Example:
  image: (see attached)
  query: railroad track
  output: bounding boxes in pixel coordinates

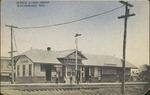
[17,85,101,92]
[1,82,149,92]
[18,87,99,92]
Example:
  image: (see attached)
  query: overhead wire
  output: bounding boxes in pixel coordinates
[17,5,125,29]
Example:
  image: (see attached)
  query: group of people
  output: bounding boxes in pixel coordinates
[63,75,80,84]
[55,73,80,84]
[55,72,94,84]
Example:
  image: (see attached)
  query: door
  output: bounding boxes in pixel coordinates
[85,67,89,81]
[46,66,51,81]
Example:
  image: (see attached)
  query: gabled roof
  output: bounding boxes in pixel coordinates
[20,49,61,64]
[57,49,75,58]
[82,54,137,69]
[58,50,87,59]
[18,49,86,64]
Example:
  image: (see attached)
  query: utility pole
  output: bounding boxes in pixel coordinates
[74,33,81,84]
[118,1,135,94]
[6,25,18,84]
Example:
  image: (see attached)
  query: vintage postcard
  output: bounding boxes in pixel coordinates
[1,0,149,95]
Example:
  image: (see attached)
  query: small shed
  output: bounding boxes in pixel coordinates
[0,57,11,82]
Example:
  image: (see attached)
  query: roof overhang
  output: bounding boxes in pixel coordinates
[34,62,61,65]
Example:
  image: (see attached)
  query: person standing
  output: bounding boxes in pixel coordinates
[55,73,58,85]
[76,75,80,84]
[70,75,73,84]
[64,76,66,83]
[89,75,92,83]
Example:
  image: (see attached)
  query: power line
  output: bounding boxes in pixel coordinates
[17,5,125,29]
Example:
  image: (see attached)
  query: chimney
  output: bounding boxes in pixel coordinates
[47,47,51,51]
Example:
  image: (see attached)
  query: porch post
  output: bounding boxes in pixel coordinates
[65,66,67,77]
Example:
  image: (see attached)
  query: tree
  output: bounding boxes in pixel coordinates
[138,64,149,82]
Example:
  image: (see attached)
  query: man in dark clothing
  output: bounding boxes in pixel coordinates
[70,75,73,84]
[55,73,58,85]
[89,75,92,83]
[76,75,80,84]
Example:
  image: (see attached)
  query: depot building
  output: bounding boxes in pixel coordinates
[15,48,137,84]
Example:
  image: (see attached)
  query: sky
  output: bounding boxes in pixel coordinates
[1,0,149,67]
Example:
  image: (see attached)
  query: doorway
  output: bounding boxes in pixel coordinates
[85,67,89,82]
[46,66,51,81]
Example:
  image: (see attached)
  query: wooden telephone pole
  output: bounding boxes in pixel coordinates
[118,1,135,94]
[6,25,18,84]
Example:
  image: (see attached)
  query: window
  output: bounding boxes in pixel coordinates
[17,65,20,76]
[82,67,84,71]
[91,67,94,76]
[29,64,32,76]
[41,65,45,71]
[98,67,101,80]
[78,59,81,63]
[72,72,75,76]
[57,71,60,77]
[23,65,25,77]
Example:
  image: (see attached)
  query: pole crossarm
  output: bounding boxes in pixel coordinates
[75,33,81,37]
[119,1,134,7]
[118,13,135,19]
[8,51,17,53]
[5,25,18,28]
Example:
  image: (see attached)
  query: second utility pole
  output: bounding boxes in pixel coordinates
[118,1,135,94]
